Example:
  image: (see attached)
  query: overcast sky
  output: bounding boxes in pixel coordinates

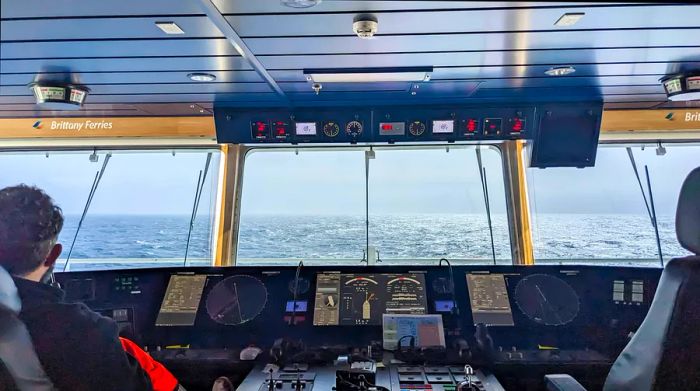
[0,145,698,216]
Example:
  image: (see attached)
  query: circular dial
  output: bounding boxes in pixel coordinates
[205,275,268,326]
[288,277,310,295]
[345,120,363,137]
[408,120,426,136]
[323,121,340,138]
[514,274,580,326]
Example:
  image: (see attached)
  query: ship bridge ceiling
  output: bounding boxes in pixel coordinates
[2,1,700,117]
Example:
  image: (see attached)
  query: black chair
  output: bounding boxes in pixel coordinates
[546,166,700,391]
[0,266,55,391]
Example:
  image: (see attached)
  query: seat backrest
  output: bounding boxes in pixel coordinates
[603,167,700,391]
[0,267,55,391]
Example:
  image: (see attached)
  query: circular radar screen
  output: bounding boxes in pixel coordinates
[323,121,340,138]
[409,120,426,136]
[514,274,580,326]
[205,275,268,326]
[345,120,363,137]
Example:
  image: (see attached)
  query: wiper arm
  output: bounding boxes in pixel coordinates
[184,152,213,266]
[626,148,663,267]
[476,147,497,265]
[63,152,111,272]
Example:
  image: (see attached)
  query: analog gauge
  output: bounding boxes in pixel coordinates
[205,275,268,326]
[514,274,580,326]
[408,121,426,136]
[288,277,311,295]
[432,277,453,294]
[345,120,363,137]
[323,121,340,138]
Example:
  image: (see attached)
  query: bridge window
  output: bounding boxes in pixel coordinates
[527,144,699,266]
[238,149,366,265]
[368,146,510,264]
[0,149,220,271]
[237,146,510,265]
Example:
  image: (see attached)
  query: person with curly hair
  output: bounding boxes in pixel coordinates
[0,185,182,391]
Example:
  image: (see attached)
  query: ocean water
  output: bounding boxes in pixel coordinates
[54,214,689,271]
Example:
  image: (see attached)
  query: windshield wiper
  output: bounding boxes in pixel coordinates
[626,147,663,267]
[476,147,497,265]
[183,152,213,267]
[63,152,111,272]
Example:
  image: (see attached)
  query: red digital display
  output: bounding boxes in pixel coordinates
[251,121,270,140]
[510,118,525,133]
[272,120,290,139]
[465,119,478,133]
[381,124,393,130]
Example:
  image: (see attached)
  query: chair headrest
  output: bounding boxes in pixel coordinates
[0,266,20,314]
[677,167,700,255]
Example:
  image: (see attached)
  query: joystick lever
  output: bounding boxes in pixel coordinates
[267,369,275,391]
[457,365,477,391]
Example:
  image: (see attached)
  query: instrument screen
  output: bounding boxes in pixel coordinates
[466,273,515,326]
[313,273,428,326]
[155,275,207,326]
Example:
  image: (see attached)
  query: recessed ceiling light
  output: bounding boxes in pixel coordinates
[554,12,585,27]
[281,0,321,8]
[545,66,576,76]
[155,22,185,35]
[187,73,216,82]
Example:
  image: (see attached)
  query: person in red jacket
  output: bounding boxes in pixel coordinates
[0,184,183,391]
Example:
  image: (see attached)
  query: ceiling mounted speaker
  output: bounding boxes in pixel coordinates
[661,73,700,101]
[28,83,90,110]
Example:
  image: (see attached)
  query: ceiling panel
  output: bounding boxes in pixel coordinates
[0,0,203,18]
[0,71,266,86]
[0,83,273,96]
[1,17,222,41]
[243,30,700,55]
[256,48,700,69]
[212,1,616,14]
[1,39,238,59]
[223,5,700,37]
[0,57,253,73]
[5,5,696,41]
[1,1,694,112]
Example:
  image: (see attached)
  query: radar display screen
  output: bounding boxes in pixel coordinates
[313,273,427,326]
[466,273,514,326]
[155,275,207,326]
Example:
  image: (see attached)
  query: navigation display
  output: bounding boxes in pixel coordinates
[155,275,207,326]
[466,273,515,326]
[313,273,427,326]
[382,314,445,350]
[295,122,317,136]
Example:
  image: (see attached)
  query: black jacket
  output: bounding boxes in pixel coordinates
[13,277,153,391]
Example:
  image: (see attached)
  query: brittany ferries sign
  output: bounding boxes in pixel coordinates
[600,109,700,134]
[0,116,215,139]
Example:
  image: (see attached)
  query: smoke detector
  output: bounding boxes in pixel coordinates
[353,14,378,39]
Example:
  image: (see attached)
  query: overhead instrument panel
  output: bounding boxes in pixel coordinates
[215,106,537,145]
[313,273,427,326]
[514,274,580,326]
[205,275,268,326]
